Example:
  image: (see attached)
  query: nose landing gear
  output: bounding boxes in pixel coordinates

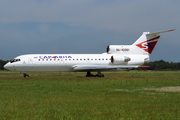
[23,73,29,77]
[21,72,29,77]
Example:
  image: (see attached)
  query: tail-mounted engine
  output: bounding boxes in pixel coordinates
[107,45,118,54]
[107,45,130,54]
[111,55,131,65]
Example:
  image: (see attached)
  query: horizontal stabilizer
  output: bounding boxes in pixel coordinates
[147,29,175,36]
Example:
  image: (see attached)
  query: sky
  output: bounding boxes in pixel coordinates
[0,0,179,62]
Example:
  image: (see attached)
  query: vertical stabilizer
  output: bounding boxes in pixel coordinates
[132,29,175,54]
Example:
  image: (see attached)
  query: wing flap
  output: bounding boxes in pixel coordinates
[72,65,139,71]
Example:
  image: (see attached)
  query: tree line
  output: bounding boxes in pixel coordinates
[0,59,180,71]
[136,60,180,71]
[0,60,9,70]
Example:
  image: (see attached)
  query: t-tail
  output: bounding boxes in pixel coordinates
[132,29,175,54]
[107,29,175,55]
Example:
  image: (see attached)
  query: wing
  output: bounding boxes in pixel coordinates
[72,65,140,71]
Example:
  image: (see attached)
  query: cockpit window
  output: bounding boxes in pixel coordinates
[10,59,21,63]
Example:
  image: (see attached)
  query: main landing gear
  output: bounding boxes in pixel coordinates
[21,72,29,77]
[86,71,104,77]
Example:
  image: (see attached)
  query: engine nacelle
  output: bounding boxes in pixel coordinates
[111,55,131,65]
[107,45,130,54]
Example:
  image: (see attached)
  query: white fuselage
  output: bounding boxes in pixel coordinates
[4,54,147,72]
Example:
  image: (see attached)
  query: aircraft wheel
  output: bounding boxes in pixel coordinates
[86,72,94,77]
[23,73,29,78]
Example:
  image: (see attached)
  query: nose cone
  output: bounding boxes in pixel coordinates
[4,62,12,70]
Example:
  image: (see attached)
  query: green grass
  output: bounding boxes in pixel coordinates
[0,71,180,120]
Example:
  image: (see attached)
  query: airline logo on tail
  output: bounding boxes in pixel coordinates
[136,36,160,54]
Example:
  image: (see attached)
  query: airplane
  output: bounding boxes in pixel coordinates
[4,29,175,77]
